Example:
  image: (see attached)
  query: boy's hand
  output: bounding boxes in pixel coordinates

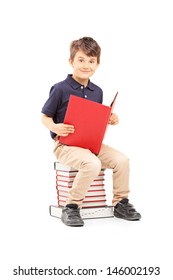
[108,113,119,125]
[55,123,75,136]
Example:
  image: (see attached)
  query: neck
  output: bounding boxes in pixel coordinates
[72,75,88,87]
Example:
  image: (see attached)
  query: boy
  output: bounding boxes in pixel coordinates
[41,37,141,227]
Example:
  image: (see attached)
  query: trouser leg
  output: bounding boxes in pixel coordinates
[98,143,130,205]
[54,144,101,206]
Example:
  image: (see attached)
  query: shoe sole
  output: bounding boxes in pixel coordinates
[114,212,141,221]
[61,217,84,227]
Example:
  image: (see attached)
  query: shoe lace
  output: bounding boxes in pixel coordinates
[68,208,81,218]
[121,200,137,213]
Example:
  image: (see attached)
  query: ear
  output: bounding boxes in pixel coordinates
[69,58,73,67]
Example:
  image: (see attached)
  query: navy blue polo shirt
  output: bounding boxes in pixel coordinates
[41,74,103,139]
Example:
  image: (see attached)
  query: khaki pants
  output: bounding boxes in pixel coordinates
[54,143,130,207]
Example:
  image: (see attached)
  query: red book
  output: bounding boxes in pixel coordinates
[59,93,118,154]
[56,172,105,180]
[56,180,105,187]
[57,189,106,197]
[56,185,106,191]
[58,199,107,208]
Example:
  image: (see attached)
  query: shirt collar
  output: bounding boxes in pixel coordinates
[66,74,94,91]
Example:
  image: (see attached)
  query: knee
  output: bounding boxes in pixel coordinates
[120,154,129,164]
[82,158,102,177]
[116,154,129,169]
[111,153,129,170]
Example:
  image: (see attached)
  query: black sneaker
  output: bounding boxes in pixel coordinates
[114,198,141,221]
[61,204,84,227]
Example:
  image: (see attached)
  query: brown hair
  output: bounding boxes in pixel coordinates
[70,37,101,64]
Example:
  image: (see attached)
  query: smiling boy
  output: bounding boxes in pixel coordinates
[41,37,141,227]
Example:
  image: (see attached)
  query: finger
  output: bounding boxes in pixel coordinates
[63,126,74,133]
[65,128,74,133]
[60,134,69,137]
[64,124,75,129]
[62,128,75,135]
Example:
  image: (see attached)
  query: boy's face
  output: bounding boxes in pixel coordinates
[69,50,99,85]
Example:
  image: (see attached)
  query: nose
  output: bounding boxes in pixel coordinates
[82,61,89,69]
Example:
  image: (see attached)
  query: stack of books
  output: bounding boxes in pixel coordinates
[54,162,107,208]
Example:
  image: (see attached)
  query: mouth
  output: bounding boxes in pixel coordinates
[80,70,90,74]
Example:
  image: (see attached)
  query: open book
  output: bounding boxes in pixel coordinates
[59,92,118,154]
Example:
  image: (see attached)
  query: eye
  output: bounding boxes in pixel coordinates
[90,60,96,64]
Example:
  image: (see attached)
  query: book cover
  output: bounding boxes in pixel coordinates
[49,205,114,219]
[56,173,105,180]
[58,200,107,208]
[59,94,117,154]
[58,195,106,202]
[55,170,78,178]
[55,162,105,179]
[56,185,106,192]
[56,180,105,187]
[57,189,106,197]
[54,162,77,171]
[56,170,105,178]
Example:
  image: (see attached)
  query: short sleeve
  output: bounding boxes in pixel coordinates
[41,84,62,117]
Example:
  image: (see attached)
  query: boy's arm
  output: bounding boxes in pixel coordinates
[41,114,75,137]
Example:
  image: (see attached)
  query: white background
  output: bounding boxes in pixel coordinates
[1,0,173,279]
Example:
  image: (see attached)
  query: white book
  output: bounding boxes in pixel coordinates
[58,195,106,202]
[54,162,77,171]
[49,205,114,219]
[56,171,78,177]
[56,185,106,191]
[58,189,106,197]
[58,199,107,208]
[54,161,105,171]
[56,180,105,187]
[56,172,105,181]
[54,162,105,176]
